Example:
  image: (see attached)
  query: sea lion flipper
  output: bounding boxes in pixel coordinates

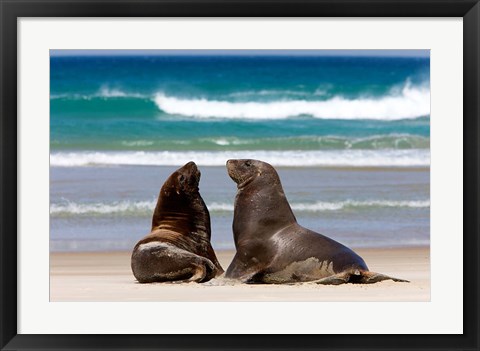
[312,271,409,285]
[149,256,218,284]
[225,254,261,282]
[359,271,410,284]
[312,272,351,285]
[131,242,219,283]
[194,256,219,282]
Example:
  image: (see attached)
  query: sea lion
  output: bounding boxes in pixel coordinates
[131,161,223,283]
[225,159,408,285]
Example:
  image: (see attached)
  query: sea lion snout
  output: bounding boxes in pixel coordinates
[226,159,255,186]
[226,159,240,183]
[226,159,238,169]
[181,161,199,175]
[175,161,201,191]
[227,159,276,188]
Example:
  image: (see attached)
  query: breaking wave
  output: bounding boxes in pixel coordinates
[153,84,429,120]
[52,83,430,121]
[50,149,430,168]
[50,199,430,217]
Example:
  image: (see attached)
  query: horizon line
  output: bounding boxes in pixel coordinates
[50,49,430,58]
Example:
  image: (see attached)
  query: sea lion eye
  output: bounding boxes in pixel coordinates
[179,175,185,183]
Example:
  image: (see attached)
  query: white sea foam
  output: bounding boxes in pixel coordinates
[50,199,429,216]
[50,200,156,215]
[121,140,155,147]
[208,200,430,212]
[196,134,429,149]
[291,200,430,211]
[208,202,235,212]
[201,137,253,146]
[50,149,430,167]
[212,138,230,146]
[228,89,309,98]
[97,86,146,99]
[153,83,430,120]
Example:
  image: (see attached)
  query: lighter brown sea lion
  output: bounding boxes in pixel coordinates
[131,162,223,283]
[225,159,408,285]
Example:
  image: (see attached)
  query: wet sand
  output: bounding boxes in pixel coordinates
[50,247,429,302]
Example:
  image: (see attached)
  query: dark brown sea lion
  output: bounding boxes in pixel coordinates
[131,162,223,283]
[225,159,408,285]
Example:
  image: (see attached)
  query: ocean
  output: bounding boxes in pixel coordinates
[50,54,430,252]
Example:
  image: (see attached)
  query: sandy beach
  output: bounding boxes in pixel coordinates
[50,246,429,302]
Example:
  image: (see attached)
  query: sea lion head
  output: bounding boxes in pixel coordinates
[151,161,210,239]
[226,159,279,188]
[164,161,201,196]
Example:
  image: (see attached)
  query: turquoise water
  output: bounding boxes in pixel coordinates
[50,53,430,252]
[51,55,430,166]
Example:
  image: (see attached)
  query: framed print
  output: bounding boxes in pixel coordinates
[1,1,479,351]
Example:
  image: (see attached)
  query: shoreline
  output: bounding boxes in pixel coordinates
[50,246,430,302]
[50,163,430,171]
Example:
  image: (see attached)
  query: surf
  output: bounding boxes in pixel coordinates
[50,199,430,217]
[153,83,430,120]
[49,149,430,167]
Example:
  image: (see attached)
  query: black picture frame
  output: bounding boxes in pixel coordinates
[1,1,478,350]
